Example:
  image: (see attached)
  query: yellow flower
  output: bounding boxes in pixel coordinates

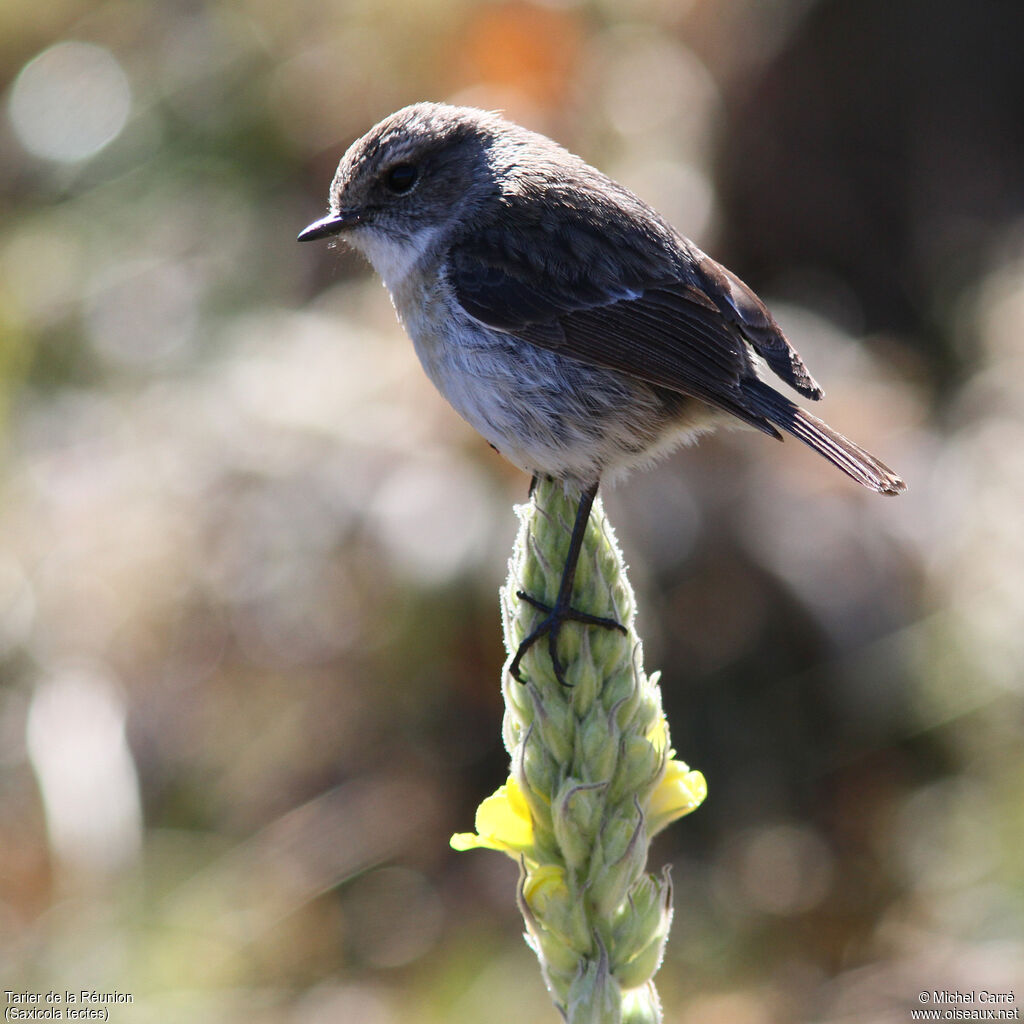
[451,777,535,856]
[522,864,569,917]
[647,760,707,837]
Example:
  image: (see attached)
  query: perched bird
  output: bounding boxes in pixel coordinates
[299,102,905,682]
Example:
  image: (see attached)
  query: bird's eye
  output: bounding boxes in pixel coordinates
[384,163,418,194]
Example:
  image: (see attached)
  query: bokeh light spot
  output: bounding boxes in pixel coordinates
[735,824,834,915]
[7,40,132,163]
[26,665,143,876]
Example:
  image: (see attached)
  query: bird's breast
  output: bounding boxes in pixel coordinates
[387,265,713,485]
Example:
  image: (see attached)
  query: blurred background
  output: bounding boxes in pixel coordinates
[1,0,1022,1021]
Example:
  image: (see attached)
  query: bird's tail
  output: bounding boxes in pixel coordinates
[740,378,906,496]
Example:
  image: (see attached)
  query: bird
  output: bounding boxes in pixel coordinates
[299,101,905,684]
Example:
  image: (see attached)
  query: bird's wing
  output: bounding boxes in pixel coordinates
[446,203,907,494]
[446,199,823,424]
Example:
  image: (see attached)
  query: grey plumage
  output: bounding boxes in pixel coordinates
[300,102,905,496]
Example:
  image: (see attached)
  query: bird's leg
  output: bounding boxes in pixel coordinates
[509,481,627,686]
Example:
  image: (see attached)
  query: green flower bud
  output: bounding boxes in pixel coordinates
[589,620,630,680]
[521,740,559,810]
[526,919,587,980]
[577,710,620,783]
[571,649,605,709]
[610,734,662,804]
[603,664,642,722]
[553,778,605,869]
[614,923,671,992]
[600,809,644,869]
[526,683,575,766]
[610,873,673,980]
[566,950,620,1024]
[590,815,647,920]
[501,667,535,730]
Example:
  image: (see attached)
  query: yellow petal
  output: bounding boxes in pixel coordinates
[450,832,485,851]
[450,778,535,856]
[522,863,569,916]
[645,714,669,754]
[648,761,706,834]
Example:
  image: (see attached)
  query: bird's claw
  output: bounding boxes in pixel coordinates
[508,589,626,687]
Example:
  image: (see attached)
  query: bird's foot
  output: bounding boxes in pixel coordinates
[508,589,626,687]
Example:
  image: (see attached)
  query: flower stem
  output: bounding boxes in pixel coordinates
[452,479,706,1024]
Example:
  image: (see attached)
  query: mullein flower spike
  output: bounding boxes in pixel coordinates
[451,479,707,1024]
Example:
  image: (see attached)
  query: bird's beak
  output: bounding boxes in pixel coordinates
[297,209,361,242]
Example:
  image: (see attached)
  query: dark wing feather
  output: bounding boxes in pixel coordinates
[541,291,782,439]
[447,187,822,397]
[697,259,823,398]
[446,198,800,434]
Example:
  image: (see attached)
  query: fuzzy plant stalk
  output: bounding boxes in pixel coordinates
[452,478,707,1024]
